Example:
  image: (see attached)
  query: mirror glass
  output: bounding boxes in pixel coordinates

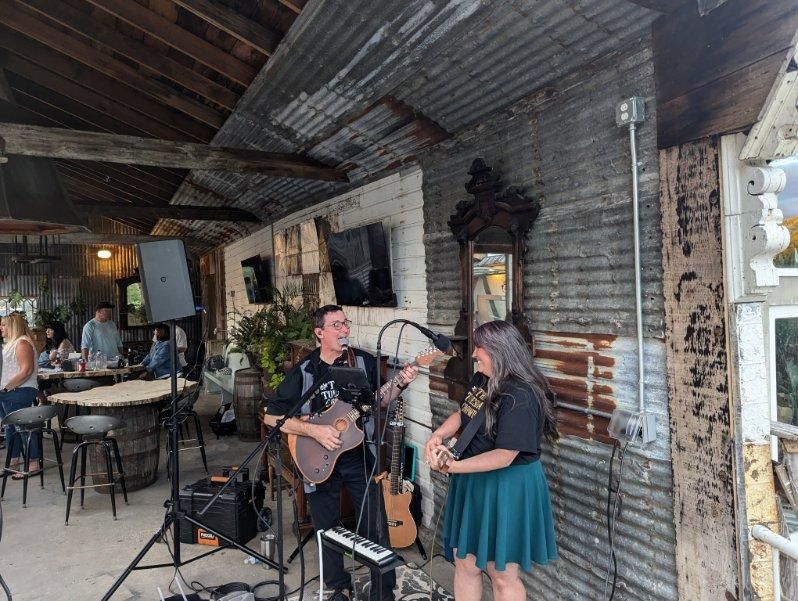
[472,227,512,327]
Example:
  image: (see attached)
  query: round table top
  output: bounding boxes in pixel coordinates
[38,365,145,381]
[48,378,196,407]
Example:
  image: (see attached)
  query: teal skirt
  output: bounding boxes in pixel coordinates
[443,461,558,572]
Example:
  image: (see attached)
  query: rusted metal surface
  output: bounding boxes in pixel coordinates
[163,0,657,244]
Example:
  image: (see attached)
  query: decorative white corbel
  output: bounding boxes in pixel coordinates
[741,166,790,288]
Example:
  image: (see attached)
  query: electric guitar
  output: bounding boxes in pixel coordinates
[288,346,444,484]
[381,396,418,548]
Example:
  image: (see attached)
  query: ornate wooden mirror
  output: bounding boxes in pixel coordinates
[443,158,540,400]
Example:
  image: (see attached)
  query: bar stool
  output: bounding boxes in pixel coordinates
[1,405,66,507]
[64,415,128,524]
[58,379,101,450]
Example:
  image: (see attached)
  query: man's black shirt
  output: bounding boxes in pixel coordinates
[266,346,378,417]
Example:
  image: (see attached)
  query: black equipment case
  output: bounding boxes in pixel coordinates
[178,476,264,546]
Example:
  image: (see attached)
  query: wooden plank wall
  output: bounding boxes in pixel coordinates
[654,0,798,148]
[660,137,739,599]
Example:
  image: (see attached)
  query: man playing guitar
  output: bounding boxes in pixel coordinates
[262,305,418,601]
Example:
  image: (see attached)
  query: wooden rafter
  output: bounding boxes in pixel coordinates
[171,0,280,56]
[0,54,197,141]
[18,0,240,111]
[276,0,307,15]
[0,123,349,181]
[72,201,261,223]
[0,3,224,127]
[0,232,204,245]
[83,0,257,86]
[0,29,213,141]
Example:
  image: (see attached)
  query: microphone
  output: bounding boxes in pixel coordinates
[398,320,452,353]
[338,336,350,348]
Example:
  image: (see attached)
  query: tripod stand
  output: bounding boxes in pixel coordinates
[102,319,285,600]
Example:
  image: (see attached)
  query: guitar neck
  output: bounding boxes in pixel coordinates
[378,358,420,398]
[388,398,404,495]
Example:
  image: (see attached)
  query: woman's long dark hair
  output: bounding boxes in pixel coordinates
[473,320,559,442]
[45,321,69,352]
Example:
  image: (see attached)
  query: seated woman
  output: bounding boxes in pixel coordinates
[43,321,75,366]
[140,323,172,379]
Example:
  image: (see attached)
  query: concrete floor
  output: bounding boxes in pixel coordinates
[0,393,456,601]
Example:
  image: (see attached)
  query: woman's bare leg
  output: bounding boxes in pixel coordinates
[486,562,525,601]
[453,552,484,601]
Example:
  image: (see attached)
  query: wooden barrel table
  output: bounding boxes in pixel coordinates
[49,378,196,493]
[234,367,263,441]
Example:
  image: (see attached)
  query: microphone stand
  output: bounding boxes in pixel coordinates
[374,318,443,599]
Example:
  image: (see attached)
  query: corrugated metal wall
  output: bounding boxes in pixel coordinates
[420,38,678,600]
[0,241,139,346]
[0,231,202,348]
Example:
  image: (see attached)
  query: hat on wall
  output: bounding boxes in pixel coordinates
[95,301,115,311]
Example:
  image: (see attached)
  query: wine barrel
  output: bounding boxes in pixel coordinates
[88,404,160,492]
[234,367,263,441]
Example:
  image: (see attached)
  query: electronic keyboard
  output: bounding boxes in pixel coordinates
[320,526,399,568]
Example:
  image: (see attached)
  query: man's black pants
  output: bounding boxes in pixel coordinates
[306,447,395,598]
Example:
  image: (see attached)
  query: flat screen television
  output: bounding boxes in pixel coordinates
[326,222,396,307]
[241,255,274,304]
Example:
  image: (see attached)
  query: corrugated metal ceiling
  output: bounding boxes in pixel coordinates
[157,0,658,246]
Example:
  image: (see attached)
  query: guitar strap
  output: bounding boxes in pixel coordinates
[449,393,489,460]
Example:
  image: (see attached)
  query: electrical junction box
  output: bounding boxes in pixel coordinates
[615,97,646,127]
[608,409,657,445]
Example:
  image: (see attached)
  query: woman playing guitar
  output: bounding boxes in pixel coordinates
[426,320,559,601]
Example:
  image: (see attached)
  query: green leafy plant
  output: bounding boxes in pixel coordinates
[34,298,88,328]
[256,286,313,388]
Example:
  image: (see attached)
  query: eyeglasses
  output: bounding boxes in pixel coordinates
[323,319,352,331]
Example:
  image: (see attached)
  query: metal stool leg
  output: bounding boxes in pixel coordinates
[79,444,88,508]
[21,431,31,507]
[50,430,65,493]
[65,442,83,525]
[37,431,45,488]
[101,441,117,520]
[192,412,208,473]
[109,437,128,504]
[1,433,14,499]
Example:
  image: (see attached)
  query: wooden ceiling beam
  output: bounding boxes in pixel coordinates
[276,0,307,15]
[83,0,257,86]
[0,2,225,127]
[73,201,262,223]
[171,0,280,56]
[0,55,196,141]
[0,232,203,246]
[18,0,240,111]
[1,124,349,181]
[0,28,213,142]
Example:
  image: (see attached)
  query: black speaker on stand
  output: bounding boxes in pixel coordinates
[102,240,283,600]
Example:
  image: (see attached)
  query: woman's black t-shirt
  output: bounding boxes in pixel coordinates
[458,373,544,466]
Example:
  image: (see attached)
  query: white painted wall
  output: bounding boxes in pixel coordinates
[223,168,436,525]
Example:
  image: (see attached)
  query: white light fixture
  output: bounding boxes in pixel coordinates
[97,249,112,259]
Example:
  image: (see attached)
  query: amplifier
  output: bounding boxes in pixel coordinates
[178,477,265,546]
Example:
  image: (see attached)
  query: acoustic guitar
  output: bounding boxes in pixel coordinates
[381,396,417,548]
[288,347,444,484]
